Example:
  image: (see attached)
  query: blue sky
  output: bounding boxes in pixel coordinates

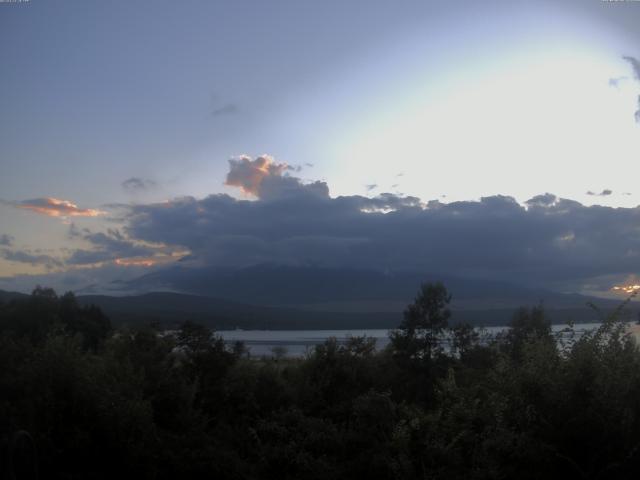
[2,0,640,295]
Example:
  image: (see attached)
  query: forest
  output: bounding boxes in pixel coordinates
[2,283,640,479]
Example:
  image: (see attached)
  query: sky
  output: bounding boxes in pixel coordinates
[2,0,640,296]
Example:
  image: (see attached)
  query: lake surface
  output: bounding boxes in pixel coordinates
[217,323,604,357]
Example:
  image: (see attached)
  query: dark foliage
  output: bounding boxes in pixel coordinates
[2,284,640,479]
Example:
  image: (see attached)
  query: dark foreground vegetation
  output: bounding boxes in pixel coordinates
[2,284,640,479]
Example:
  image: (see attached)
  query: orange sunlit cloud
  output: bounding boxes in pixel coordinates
[113,249,189,268]
[114,257,157,267]
[18,197,105,217]
[612,284,640,294]
[225,155,290,197]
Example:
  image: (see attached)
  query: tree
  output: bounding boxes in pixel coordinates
[59,291,111,351]
[175,321,237,416]
[451,322,479,358]
[503,304,551,362]
[176,320,217,356]
[390,282,452,362]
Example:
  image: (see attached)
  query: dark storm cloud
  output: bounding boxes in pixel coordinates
[1,249,62,269]
[66,229,156,265]
[122,161,640,287]
[586,189,613,197]
[122,177,157,193]
[0,234,13,246]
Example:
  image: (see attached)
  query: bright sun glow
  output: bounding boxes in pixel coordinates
[328,47,640,204]
[612,284,640,294]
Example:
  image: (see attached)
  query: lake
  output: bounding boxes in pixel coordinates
[217,323,606,357]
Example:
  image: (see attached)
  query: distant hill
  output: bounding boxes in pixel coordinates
[124,264,624,312]
[2,265,630,329]
[90,264,637,327]
[74,291,627,329]
[0,290,28,303]
[0,287,627,329]
[75,292,401,330]
[67,292,639,329]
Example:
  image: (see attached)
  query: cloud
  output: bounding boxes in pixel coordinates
[0,262,155,295]
[122,177,157,193]
[66,228,158,266]
[211,103,239,116]
[17,198,104,217]
[365,184,378,192]
[622,56,640,122]
[609,77,626,88]
[1,249,62,269]
[586,189,613,197]
[525,193,557,207]
[224,155,329,200]
[7,160,640,294]
[67,223,84,239]
[0,234,13,247]
[225,155,288,196]
[123,161,640,290]
[623,56,640,81]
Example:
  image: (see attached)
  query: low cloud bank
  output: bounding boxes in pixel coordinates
[119,156,640,290]
[5,156,639,294]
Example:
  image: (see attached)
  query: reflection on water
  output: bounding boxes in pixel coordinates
[218,323,604,358]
